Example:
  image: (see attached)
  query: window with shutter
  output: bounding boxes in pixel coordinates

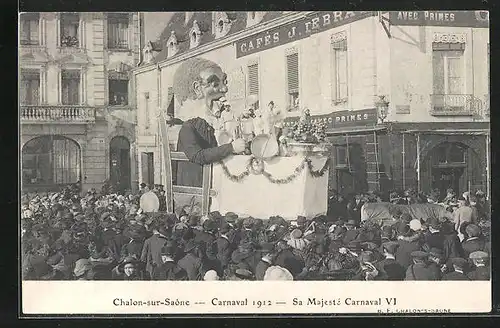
[20,13,40,45]
[432,42,466,112]
[331,39,348,104]
[61,69,81,105]
[20,69,40,105]
[286,52,299,108]
[247,63,259,96]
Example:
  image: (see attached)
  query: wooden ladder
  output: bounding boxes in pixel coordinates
[365,130,381,191]
[158,112,216,215]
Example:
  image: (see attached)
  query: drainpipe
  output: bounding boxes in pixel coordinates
[416,133,421,192]
[402,132,406,190]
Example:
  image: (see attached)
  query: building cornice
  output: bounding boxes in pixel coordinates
[132,11,312,75]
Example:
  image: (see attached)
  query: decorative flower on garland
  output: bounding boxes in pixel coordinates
[219,156,330,184]
[285,108,327,144]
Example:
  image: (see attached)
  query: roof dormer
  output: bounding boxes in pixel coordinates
[166,31,179,58]
[189,20,202,49]
[212,12,232,39]
[246,12,265,28]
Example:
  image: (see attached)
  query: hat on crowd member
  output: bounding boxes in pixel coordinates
[202,219,218,233]
[188,215,199,227]
[410,251,429,261]
[219,222,231,234]
[397,222,410,235]
[290,229,302,239]
[263,266,294,281]
[118,256,139,271]
[465,224,481,238]
[128,224,147,239]
[260,242,275,254]
[400,213,412,223]
[203,270,220,281]
[451,257,468,269]
[253,218,264,229]
[429,248,444,259]
[409,219,422,232]
[469,251,488,260]
[73,258,92,277]
[296,216,307,225]
[347,241,362,253]
[382,241,399,254]
[361,241,378,251]
[243,217,255,228]
[457,196,467,202]
[232,243,255,263]
[225,212,238,222]
[160,244,176,257]
[235,268,255,280]
[209,211,223,221]
[428,218,441,230]
[345,219,357,227]
[358,251,375,264]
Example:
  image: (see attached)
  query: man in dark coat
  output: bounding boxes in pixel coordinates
[442,257,470,280]
[178,240,205,280]
[423,218,445,251]
[467,251,490,281]
[255,243,275,280]
[395,224,421,269]
[377,241,405,280]
[342,220,359,245]
[462,224,486,258]
[404,251,440,281]
[347,195,364,226]
[173,57,247,188]
[215,223,233,271]
[152,244,187,280]
[274,240,305,277]
[140,225,169,279]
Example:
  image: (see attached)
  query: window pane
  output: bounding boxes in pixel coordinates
[336,50,348,99]
[248,64,259,96]
[432,51,445,94]
[448,77,464,95]
[286,53,299,91]
[62,70,80,105]
[109,79,129,105]
[448,144,465,163]
[447,57,463,78]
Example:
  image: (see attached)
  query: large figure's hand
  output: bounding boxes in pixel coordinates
[231,139,247,154]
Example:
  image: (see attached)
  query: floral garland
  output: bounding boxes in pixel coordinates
[219,157,330,184]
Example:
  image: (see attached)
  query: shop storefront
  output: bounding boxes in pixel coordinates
[284,108,392,197]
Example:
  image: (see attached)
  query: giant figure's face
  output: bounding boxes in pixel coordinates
[194,66,228,118]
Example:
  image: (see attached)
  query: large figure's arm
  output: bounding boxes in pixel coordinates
[178,123,234,165]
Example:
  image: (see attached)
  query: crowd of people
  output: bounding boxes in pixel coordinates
[21,183,491,281]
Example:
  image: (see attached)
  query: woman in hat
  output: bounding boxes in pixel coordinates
[287,229,310,251]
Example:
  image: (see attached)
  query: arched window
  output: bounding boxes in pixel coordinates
[22,135,81,187]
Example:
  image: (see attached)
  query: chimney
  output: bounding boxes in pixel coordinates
[185,12,193,25]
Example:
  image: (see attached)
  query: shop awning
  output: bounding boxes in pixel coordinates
[326,126,386,135]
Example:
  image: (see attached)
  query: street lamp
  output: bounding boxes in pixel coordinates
[375,95,389,123]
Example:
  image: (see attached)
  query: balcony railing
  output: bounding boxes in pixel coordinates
[20,105,96,124]
[430,94,482,116]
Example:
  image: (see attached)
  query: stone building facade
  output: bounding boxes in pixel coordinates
[132,11,490,200]
[20,12,141,194]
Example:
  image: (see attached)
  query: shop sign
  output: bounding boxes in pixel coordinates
[283,108,378,131]
[235,11,375,58]
[389,11,489,28]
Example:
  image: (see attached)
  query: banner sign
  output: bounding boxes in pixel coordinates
[389,11,489,28]
[283,108,378,131]
[235,11,375,58]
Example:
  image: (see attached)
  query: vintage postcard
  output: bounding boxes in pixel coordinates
[20,10,491,316]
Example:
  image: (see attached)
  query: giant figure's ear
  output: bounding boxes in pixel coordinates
[192,80,203,99]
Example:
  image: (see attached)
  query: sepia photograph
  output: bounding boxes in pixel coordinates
[19,10,491,314]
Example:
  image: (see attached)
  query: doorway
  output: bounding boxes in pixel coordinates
[141,152,154,186]
[109,136,131,193]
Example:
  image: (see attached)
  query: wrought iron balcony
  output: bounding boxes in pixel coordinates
[20,105,96,124]
[430,94,482,116]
